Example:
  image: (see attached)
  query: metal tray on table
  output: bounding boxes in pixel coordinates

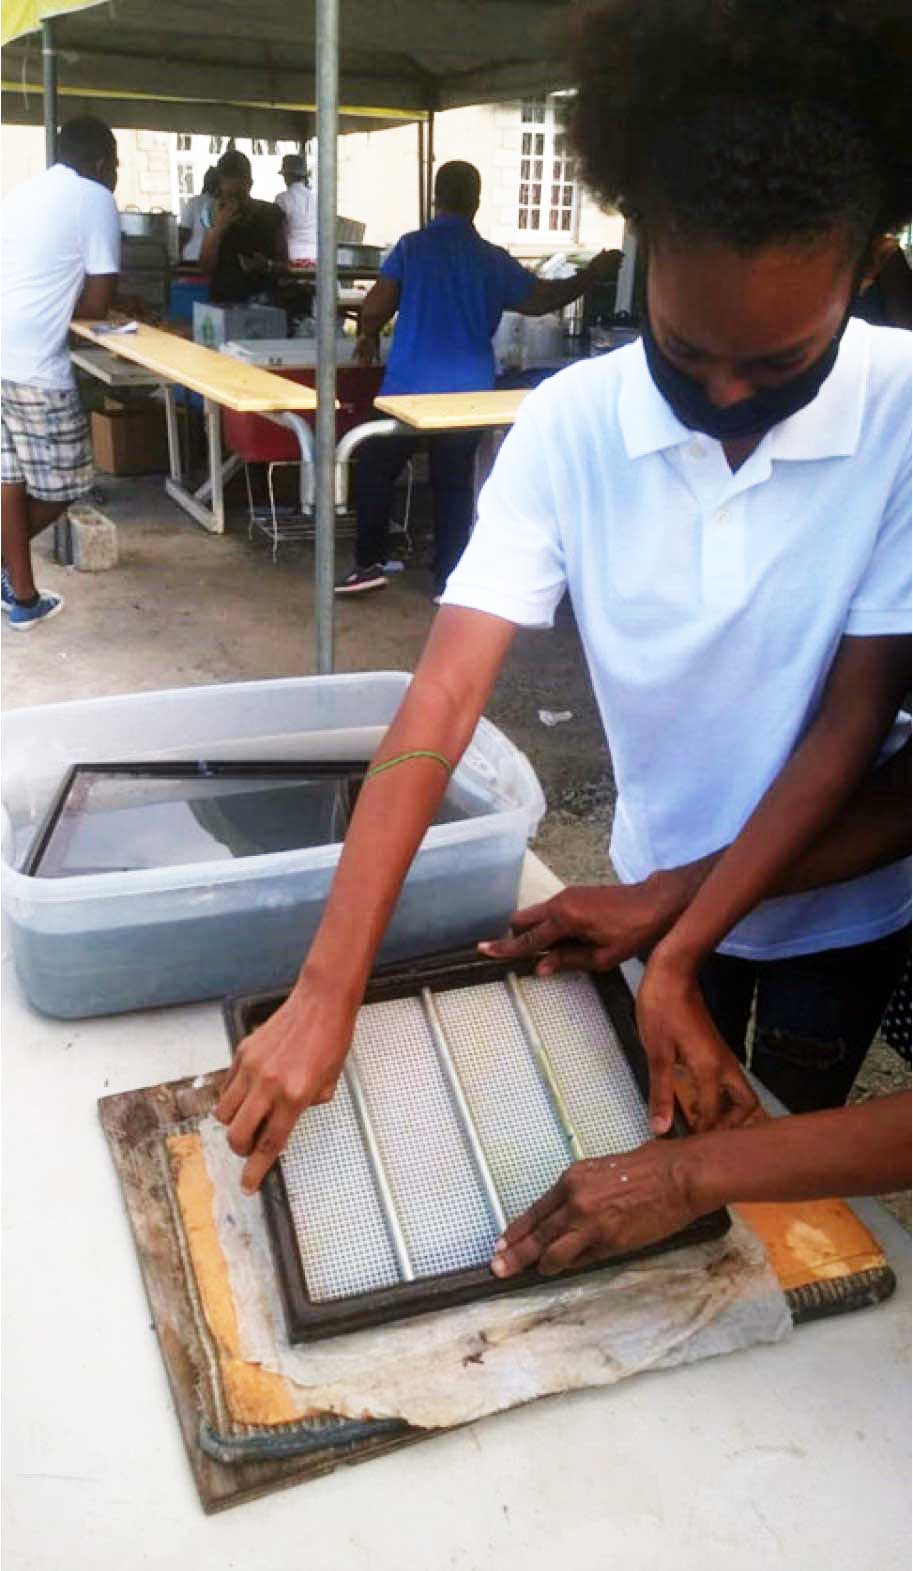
[224,950,730,1343]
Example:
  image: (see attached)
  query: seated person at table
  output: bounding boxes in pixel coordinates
[335,160,618,600]
[199,150,287,305]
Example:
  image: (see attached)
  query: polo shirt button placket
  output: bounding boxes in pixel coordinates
[702,501,744,606]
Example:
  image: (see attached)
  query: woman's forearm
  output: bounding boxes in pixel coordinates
[657,635,908,968]
[303,681,479,1000]
[491,1091,911,1277]
[776,738,910,893]
[644,737,910,924]
[299,607,517,1001]
[198,227,222,274]
[684,1092,911,1213]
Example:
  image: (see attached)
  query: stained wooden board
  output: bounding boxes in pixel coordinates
[735,1199,889,1290]
[70,322,318,413]
[374,389,528,430]
[99,1070,894,1512]
[98,1071,430,1514]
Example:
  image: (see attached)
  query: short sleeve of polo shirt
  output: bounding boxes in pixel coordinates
[441,391,566,627]
[80,181,121,276]
[845,441,912,635]
[493,246,536,311]
[380,238,406,281]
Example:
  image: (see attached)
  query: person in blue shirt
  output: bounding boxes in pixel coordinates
[336,160,617,599]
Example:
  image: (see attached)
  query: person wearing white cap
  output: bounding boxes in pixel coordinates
[275,153,317,264]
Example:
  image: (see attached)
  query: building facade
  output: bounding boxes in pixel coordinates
[2,93,622,260]
[337,96,623,258]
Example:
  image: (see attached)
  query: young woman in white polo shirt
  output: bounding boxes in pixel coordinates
[217,0,910,1196]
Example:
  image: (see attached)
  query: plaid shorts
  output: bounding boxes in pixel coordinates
[1,380,93,502]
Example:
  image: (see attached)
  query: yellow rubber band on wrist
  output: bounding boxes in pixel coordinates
[365,749,453,782]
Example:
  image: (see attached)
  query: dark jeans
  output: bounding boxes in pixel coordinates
[699,924,911,1113]
[355,430,479,593]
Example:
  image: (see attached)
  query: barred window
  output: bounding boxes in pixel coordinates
[516,99,578,237]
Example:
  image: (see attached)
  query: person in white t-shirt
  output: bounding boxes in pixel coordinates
[179,166,218,263]
[214,0,910,1204]
[1,116,120,631]
[275,153,317,264]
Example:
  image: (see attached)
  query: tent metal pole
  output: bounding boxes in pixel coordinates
[425,110,435,224]
[417,119,426,226]
[42,20,58,166]
[314,0,339,674]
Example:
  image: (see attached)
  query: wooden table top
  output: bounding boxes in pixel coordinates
[70,322,318,414]
[373,389,528,431]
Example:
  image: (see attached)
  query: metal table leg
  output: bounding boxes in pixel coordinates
[263,410,316,515]
[53,515,73,565]
[162,387,241,535]
[333,418,403,512]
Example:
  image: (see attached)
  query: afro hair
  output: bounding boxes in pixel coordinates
[569,0,911,253]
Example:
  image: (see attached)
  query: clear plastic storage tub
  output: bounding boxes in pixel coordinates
[1,674,546,1019]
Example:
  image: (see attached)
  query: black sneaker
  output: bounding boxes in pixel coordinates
[334,564,388,595]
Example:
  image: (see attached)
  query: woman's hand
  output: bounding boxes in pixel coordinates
[479,873,693,976]
[636,943,758,1135]
[490,1143,700,1277]
[238,250,272,276]
[214,969,359,1193]
[212,196,241,232]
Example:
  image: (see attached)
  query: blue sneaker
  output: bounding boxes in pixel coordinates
[0,568,15,613]
[8,592,64,632]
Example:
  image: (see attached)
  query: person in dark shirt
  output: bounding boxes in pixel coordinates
[199,149,287,305]
[336,161,617,600]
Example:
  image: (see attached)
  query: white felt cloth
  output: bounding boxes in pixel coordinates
[200,1115,792,1430]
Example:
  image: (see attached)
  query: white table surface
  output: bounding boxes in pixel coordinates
[2,852,909,1570]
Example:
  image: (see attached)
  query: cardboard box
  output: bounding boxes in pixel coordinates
[192,301,287,347]
[91,401,170,475]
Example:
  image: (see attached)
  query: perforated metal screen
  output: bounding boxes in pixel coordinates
[279,972,652,1303]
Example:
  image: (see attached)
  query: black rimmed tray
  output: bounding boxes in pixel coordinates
[224,949,730,1343]
[22,759,368,879]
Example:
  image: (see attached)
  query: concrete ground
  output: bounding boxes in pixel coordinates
[3,469,908,1223]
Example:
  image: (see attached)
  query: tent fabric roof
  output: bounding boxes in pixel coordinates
[3,0,99,45]
[0,86,413,140]
[3,0,575,136]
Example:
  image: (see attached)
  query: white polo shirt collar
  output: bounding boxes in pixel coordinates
[617,317,869,465]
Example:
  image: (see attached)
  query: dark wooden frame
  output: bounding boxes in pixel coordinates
[22,759,368,878]
[223,949,731,1344]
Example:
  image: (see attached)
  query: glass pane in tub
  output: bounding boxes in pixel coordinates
[27,763,361,879]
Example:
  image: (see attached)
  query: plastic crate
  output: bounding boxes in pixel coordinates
[1,674,545,1019]
[221,365,385,462]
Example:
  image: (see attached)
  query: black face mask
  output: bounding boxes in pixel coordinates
[641,312,848,442]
